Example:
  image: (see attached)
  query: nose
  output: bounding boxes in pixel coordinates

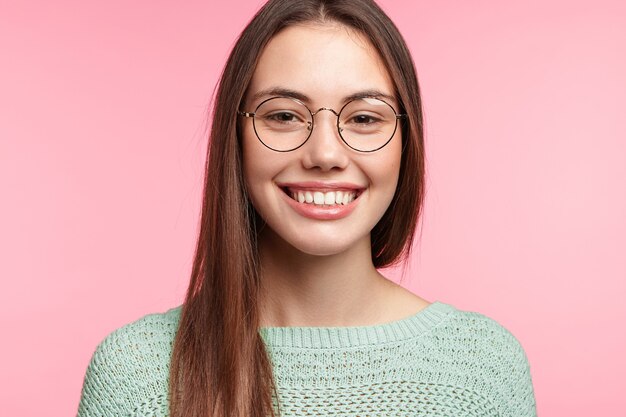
[301,108,350,171]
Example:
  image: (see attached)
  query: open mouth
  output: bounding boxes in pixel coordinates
[281,187,362,207]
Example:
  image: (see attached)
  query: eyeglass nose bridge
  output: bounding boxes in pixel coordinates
[307,107,342,134]
[310,107,339,117]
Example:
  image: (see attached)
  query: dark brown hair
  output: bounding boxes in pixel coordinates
[168,1,425,416]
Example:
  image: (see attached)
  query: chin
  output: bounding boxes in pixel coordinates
[258,218,373,259]
[291,244,350,257]
[282,233,368,258]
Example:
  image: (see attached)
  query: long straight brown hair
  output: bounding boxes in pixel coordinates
[168,1,425,416]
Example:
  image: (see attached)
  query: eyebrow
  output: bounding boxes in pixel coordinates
[250,87,398,106]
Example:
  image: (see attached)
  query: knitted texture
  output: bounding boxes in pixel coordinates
[77,301,536,417]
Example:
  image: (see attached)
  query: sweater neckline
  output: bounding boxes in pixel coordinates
[258,301,455,349]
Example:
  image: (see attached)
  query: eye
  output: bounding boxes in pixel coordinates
[266,111,301,123]
[350,114,381,124]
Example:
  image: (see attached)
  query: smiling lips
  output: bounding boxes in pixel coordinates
[279,182,363,220]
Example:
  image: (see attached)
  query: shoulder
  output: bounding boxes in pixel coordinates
[438,304,528,355]
[90,305,182,368]
[77,305,183,417]
[105,305,183,346]
[423,302,537,416]
[411,301,531,372]
[430,302,532,374]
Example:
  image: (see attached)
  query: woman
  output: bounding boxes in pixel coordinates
[78,0,537,416]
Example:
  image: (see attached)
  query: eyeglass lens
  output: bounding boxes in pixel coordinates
[252,97,398,152]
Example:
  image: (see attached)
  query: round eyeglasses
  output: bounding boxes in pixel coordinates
[238,96,406,153]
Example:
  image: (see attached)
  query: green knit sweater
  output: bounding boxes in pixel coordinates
[77,301,536,416]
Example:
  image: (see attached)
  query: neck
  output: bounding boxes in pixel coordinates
[256,229,397,328]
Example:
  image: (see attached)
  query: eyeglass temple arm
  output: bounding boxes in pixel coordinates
[239,111,255,117]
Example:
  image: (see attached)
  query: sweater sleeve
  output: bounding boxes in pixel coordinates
[76,310,177,417]
[491,322,537,417]
[77,334,135,417]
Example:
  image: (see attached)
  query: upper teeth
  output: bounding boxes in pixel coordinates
[291,190,356,205]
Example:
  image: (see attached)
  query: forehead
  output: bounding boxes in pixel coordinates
[247,23,396,108]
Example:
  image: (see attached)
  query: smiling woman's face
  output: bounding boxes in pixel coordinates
[241,23,402,257]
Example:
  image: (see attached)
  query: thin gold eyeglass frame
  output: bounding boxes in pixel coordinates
[238,96,407,153]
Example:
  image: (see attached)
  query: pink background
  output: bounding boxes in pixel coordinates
[1,0,625,415]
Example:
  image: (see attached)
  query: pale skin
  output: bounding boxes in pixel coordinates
[242,23,430,328]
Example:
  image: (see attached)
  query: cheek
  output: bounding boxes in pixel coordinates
[372,133,403,212]
[242,128,264,204]
[376,133,402,186]
[241,125,286,211]
[242,124,265,182]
